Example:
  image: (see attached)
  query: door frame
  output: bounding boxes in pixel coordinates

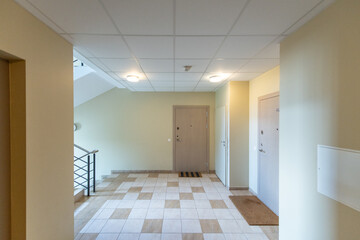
[173,105,210,172]
[257,92,279,194]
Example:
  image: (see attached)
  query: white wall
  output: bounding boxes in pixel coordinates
[248,67,279,193]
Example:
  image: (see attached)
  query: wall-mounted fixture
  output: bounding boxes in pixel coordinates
[74,123,78,131]
[184,65,192,72]
[126,74,140,82]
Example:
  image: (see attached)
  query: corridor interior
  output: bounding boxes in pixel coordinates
[74,173,278,240]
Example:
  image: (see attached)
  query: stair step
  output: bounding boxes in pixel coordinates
[74,188,84,202]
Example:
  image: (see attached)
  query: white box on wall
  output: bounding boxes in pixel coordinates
[317,145,360,212]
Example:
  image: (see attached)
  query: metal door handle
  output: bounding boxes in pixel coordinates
[176,138,181,142]
[259,149,266,153]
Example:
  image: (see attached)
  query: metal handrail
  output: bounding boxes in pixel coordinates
[74,144,98,196]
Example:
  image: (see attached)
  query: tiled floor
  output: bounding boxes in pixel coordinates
[74,173,279,240]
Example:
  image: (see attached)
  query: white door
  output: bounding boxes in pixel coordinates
[258,95,279,215]
[215,106,226,185]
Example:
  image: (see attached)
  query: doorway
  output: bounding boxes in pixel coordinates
[173,106,209,172]
[215,106,227,185]
[0,58,10,240]
[258,93,279,215]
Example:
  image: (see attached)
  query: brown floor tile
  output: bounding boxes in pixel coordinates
[148,173,159,178]
[180,193,194,200]
[182,233,204,240]
[79,233,98,240]
[141,219,163,233]
[200,219,223,233]
[110,208,131,219]
[167,182,179,187]
[209,200,227,209]
[128,187,142,192]
[138,193,153,200]
[191,187,205,193]
[165,200,180,208]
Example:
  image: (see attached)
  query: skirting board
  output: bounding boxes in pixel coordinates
[229,187,249,190]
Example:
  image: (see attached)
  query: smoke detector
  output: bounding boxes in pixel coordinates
[184,65,192,72]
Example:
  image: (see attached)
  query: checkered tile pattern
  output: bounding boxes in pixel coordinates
[75,173,278,240]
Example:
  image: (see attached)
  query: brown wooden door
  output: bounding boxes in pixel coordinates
[174,106,209,172]
[0,58,10,240]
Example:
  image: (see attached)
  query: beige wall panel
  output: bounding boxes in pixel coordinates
[280,0,360,239]
[74,89,215,177]
[0,0,74,239]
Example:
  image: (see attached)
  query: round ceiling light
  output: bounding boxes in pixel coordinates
[126,75,140,82]
[209,75,223,83]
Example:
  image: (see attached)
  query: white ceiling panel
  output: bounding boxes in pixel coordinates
[175,59,210,73]
[72,35,132,58]
[175,0,247,35]
[147,73,174,82]
[175,37,224,59]
[139,59,174,73]
[116,72,146,81]
[151,81,174,87]
[231,0,322,35]
[239,59,280,73]
[175,73,203,82]
[228,72,262,81]
[127,80,153,88]
[207,59,248,73]
[254,43,280,59]
[100,58,141,72]
[125,36,173,58]
[175,82,198,87]
[217,36,276,58]
[27,0,117,34]
[102,0,173,35]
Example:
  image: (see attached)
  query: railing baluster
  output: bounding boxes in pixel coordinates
[93,153,96,192]
[87,155,90,196]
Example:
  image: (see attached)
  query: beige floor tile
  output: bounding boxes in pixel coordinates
[265,233,279,240]
[180,193,194,200]
[199,220,223,233]
[210,178,221,182]
[110,208,131,219]
[141,219,163,233]
[191,187,205,193]
[128,187,143,193]
[138,193,153,200]
[165,200,180,208]
[168,182,179,187]
[126,178,137,182]
[79,233,99,240]
[209,200,227,209]
[182,233,204,240]
[148,173,159,178]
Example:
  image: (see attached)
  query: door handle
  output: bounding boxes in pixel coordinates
[259,149,266,153]
[176,138,181,142]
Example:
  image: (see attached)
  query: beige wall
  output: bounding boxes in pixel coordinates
[249,67,280,193]
[229,82,249,188]
[215,82,249,188]
[280,0,360,239]
[74,88,215,178]
[0,59,10,240]
[0,0,74,239]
